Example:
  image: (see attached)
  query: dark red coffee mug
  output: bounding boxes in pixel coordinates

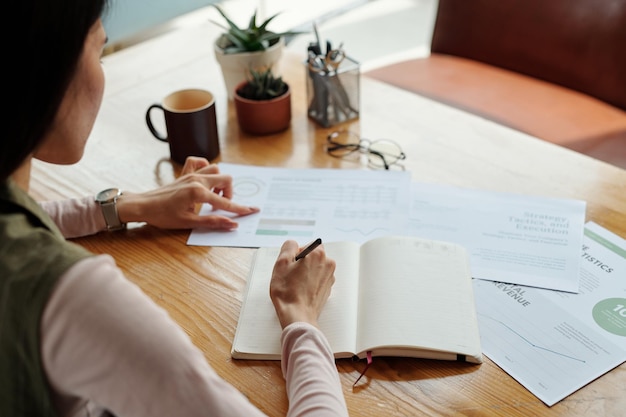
[146,89,220,164]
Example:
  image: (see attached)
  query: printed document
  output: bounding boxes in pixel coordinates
[187,163,411,247]
[473,222,626,406]
[188,166,585,292]
[407,182,586,292]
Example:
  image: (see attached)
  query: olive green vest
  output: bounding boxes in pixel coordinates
[0,180,92,417]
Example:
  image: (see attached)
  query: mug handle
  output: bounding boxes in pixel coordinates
[145,104,168,142]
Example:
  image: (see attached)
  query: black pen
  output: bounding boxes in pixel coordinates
[313,22,321,52]
[295,238,322,261]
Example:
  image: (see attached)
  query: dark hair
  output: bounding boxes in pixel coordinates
[2,0,110,181]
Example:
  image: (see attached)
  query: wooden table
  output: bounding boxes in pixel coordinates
[30,21,625,417]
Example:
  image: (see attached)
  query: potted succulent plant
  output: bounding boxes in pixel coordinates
[234,66,291,135]
[211,5,303,99]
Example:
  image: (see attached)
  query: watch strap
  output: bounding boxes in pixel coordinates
[96,188,126,231]
[100,199,125,231]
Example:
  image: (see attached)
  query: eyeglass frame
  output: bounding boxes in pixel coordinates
[325,130,407,170]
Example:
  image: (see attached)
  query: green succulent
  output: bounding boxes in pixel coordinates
[212,5,304,54]
[237,67,288,101]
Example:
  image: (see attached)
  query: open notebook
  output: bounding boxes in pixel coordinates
[232,236,483,364]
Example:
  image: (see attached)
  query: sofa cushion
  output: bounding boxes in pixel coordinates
[365,54,626,168]
[430,0,626,112]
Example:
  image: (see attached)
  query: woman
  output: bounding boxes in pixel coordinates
[0,1,348,416]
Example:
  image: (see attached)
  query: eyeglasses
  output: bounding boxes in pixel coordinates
[325,130,406,170]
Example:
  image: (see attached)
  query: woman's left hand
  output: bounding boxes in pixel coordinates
[116,157,259,230]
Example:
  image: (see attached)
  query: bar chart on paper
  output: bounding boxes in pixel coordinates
[187,163,411,247]
[230,176,318,238]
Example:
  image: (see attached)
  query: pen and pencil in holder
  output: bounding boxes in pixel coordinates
[306,42,360,127]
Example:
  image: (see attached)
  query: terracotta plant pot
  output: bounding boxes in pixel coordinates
[234,81,292,135]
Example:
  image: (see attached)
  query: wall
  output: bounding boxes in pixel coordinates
[103,0,220,45]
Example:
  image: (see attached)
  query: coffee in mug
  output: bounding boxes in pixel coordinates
[146,89,220,164]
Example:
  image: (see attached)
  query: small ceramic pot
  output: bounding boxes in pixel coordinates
[234,82,291,135]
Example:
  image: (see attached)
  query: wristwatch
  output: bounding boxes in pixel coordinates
[95,188,126,231]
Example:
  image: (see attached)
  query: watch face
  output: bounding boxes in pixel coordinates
[96,188,121,203]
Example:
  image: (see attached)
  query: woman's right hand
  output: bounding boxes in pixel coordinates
[269,240,336,329]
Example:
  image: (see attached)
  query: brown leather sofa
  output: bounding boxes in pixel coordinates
[366,0,626,169]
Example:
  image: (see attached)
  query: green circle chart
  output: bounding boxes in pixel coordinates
[592,298,626,337]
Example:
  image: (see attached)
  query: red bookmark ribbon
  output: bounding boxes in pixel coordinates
[352,351,373,387]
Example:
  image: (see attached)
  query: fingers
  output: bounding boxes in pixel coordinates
[186,181,258,215]
[209,173,233,200]
[194,164,220,175]
[177,161,262,218]
[279,240,299,259]
[180,156,212,175]
[188,214,240,230]
[203,192,259,215]
[179,161,239,201]
[180,172,234,200]
[269,240,336,329]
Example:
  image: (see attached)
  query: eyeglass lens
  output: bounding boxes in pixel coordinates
[367,140,405,168]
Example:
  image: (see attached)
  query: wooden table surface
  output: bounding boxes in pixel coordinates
[29,22,625,417]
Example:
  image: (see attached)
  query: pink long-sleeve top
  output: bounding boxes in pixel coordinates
[39,197,349,417]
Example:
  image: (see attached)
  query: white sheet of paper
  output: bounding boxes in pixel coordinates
[188,166,585,291]
[473,222,626,406]
[187,163,411,247]
[407,182,586,292]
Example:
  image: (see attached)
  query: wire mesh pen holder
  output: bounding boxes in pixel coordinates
[306,56,360,127]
